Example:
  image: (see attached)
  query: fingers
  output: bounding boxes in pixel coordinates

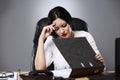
[45,26,52,33]
[44,22,56,32]
[40,23,56,40]
[95,54,104,63]
[43,24,54,33]
[40,24,55,39]
[46,25,55,32]
[50,24,55,31]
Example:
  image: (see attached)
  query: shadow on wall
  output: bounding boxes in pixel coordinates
[0,0,11,16]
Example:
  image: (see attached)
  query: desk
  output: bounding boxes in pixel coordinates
[18,71,89,80]
[18,71,28,80]
[18,71,115,80]
[76,71,115,80]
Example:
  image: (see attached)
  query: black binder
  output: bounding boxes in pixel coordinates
[53,37,105,78]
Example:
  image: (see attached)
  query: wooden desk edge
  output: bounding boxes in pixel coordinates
[18,71,28,80]
[18,70,115,80]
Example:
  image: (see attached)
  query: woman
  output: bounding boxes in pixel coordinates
[35,6,104,77]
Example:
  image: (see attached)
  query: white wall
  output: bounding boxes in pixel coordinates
[0,0,120,71]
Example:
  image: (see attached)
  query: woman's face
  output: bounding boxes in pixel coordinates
[52,18,73,38]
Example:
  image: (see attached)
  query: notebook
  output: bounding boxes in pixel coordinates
[53,37,105,78]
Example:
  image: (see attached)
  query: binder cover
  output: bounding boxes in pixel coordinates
[53,37,105,78]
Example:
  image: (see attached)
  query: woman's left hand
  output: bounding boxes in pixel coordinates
[95,54,104,63]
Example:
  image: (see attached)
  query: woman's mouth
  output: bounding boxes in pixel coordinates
[62,33,67,37]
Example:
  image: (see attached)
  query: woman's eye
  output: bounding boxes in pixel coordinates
[54,27,59,31]
[62,23,67,27]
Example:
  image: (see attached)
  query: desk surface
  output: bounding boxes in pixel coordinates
[18,71,115,80]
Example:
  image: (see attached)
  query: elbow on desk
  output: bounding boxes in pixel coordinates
[35,63,47,70]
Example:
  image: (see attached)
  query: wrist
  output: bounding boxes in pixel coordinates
[39,36,45,42]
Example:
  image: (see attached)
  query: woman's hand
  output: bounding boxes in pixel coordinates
[95,54,104,63]
[40,24,55,40]
[35,23,55,70]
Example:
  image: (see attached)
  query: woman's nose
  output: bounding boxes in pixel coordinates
[60,28,64,33]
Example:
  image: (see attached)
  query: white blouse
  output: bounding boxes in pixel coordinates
[44,31,100,78]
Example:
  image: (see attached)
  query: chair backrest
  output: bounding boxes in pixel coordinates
[32,17,88,70]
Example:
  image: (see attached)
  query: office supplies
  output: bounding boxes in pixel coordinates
[0,78,7,80]
[53,37,105,78]
[0,72,17,80]
[20,70,54,80]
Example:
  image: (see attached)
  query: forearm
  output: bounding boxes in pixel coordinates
[35,25,54,70]
[35,38,46,70]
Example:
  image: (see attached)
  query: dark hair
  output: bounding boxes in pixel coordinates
[48,6,72,25]
[48,6,72,38]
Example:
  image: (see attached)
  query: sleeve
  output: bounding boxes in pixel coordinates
[85,32,100,54]
[44,36,54,67]
[85,32,106,69]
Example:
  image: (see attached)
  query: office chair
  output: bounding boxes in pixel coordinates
[32,17,88,70]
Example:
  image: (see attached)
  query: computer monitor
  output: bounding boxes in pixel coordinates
[115,38,120,77]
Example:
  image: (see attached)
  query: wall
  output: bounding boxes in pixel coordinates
[0,0,120,71]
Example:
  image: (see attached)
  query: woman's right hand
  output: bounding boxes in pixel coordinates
[40,24,55,40]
